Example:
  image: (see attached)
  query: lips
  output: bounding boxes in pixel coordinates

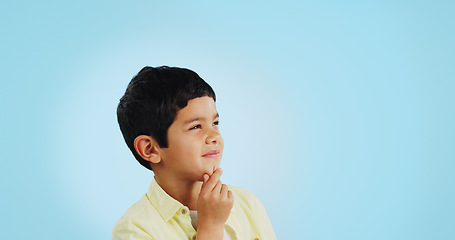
[202,150,220,158]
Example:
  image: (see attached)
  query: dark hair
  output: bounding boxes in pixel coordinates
[117,66,216,171]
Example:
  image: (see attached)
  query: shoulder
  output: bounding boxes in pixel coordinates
[228,185,256,199]
[228,185,263,211]
[116,194,159,223]
[226,185,277,239]
[112,194,160,239]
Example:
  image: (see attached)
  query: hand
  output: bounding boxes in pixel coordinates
[196,168,234,240]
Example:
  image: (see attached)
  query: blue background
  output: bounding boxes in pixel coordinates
[2,1,454,239]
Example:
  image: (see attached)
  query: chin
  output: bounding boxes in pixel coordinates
[211,165,219,174]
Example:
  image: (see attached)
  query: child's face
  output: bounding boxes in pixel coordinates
[159,96,223,182]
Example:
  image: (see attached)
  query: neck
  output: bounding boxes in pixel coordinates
[154,173,202,210]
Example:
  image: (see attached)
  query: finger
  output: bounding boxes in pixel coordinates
[202,168,223,191]
[203,174,209,183]
[227,189,233,200]
[220,184,229,196]
[213,180,223,193]
[211,167,223,180]
[200,174,210,195]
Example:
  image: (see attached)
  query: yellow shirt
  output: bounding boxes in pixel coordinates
[112,178,276,240]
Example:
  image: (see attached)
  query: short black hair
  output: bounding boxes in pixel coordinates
[117,66,216,171]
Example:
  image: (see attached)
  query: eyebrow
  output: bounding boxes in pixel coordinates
[183,113,219,125]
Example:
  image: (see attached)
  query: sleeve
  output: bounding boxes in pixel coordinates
[112,220,154,240]
[251,194,277,240]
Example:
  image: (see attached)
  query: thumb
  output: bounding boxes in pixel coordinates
[203,174,209,183]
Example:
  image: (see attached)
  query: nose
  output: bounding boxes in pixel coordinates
[205,128,221,144]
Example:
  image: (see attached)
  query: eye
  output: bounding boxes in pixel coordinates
[189,124,201,130]
[213,121,219,126]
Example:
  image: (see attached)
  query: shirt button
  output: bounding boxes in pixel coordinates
[181,208,187,214]
[254,238,260,240]
[192,234,197,240]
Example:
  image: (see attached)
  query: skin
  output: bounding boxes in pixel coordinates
[134,96,234,240]
[197,168,233,239]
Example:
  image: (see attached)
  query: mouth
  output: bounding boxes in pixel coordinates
[202,150,220,158]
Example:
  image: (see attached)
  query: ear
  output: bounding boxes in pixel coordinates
[134,135,162,164]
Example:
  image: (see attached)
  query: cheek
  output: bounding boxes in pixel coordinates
[175,137,198,155]
[219,137,225,153]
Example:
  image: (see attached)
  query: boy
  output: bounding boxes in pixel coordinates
[113,66,276,240]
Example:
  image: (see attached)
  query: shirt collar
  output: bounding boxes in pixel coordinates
[146,177,183,222]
